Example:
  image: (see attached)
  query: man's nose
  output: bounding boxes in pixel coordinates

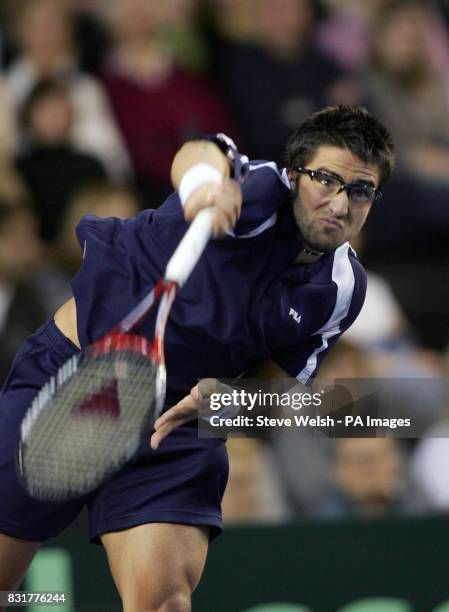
[328,189,350,216]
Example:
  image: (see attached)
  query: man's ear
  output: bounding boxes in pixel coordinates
[287,169,297,190]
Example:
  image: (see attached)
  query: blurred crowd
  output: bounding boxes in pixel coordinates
[0,0,448,526]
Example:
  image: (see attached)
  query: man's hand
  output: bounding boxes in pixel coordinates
[184,178,242,237]
[150,378,231,449]
[171,140,242,237]
[150,385,200,450]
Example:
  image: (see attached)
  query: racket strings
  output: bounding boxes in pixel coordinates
[21,348,159,500]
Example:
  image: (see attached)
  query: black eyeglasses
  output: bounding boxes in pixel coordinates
[296,167,382,204]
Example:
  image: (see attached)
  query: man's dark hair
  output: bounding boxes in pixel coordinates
[284,105,395,186]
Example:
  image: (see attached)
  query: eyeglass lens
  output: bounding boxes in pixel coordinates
[311,171,375,203]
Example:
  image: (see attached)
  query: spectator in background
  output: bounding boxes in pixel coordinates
[411,426,449,513]
[0,77,30,208]
[434,0,449,31]
[16,78,107,243]
[269,341,375,518]
[0,158,28,211]
[205,0,260,46]
[222,438,288,525]
[270,336,443,517]
[316,437,430,520]
[6,0,130,179]
[319,318,444,446]
[346,231,412,351]
[0,78,18,159]
[346,232,446,383]
[409,345,449,513]
[357,1,449,352]
[315,0,389,72]
[316,0,449,73]
[100,0,237,206]
[411,423,449,513]
[53,182,140,276]
[0,0,18,69]
[18,182,141,329]
[0,201,46,385]
[155,0,209,73]
[209,0,358,164]
[363,0,449,184]
[64,0,112,76]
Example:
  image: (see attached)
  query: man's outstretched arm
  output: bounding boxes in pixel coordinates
[54,139,242,346]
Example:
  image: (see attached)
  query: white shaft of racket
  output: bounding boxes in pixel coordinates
[165,207,215,287]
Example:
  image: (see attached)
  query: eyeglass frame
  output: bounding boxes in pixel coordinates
[295,166,382,204]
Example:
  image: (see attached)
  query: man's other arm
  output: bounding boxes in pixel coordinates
[53,140,242,354]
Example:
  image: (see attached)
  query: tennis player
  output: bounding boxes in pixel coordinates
[0,105,394,611]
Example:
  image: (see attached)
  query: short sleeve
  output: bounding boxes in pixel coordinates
[70,212,160,347]
[201,133,291,238]
[230,161,291,238]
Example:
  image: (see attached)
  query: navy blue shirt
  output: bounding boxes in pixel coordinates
[71,155,366,411]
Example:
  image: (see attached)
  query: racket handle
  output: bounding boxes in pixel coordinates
[165,207,215,286]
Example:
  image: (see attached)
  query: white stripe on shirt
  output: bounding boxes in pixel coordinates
[226,212,277,239]
[296,242,355,382]
[248,162,291,189]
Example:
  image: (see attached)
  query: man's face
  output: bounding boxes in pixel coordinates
[288,146,381,253]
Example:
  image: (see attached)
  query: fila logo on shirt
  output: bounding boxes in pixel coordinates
[289,308,302,324]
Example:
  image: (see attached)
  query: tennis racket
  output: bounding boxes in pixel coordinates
[17,207,215,501]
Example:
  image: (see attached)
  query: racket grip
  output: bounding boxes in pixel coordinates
[165,207,215,286]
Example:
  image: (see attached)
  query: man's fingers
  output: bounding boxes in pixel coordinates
[190,384,200,401]
[153,406,191,432]
[212,209,232,237]
[184,184,219,220]
[151,423,175,450]
[151,424,173,450]
[183,179,242,236]
[151,386,201,449]
[154,395,198,431]
[150,380,226,449]
[150,413,194,450]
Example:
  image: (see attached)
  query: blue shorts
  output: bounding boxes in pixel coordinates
[0,320,228,544]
